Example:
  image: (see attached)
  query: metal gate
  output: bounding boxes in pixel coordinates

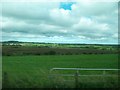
[49,68,119,88]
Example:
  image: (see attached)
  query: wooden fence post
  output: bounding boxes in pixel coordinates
[75,70,79,88]
[103,70,106,88]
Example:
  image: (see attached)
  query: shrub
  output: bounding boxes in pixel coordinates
[48,51,56,55]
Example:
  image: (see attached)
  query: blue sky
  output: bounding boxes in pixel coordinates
[60,2,75,10]
[1,0,118,44]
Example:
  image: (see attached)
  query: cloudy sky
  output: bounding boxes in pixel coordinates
[1,0,119,44]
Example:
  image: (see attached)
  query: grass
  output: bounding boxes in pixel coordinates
[2,54,119,88]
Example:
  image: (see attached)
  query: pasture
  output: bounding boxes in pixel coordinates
[2,54,118,88]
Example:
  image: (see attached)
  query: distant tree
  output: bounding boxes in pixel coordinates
[7,41,19,43]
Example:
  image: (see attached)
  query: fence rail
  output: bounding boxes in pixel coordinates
[50,68,119,71]
[49,68,119,88]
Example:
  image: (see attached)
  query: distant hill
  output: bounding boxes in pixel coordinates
[1,40,119,46]
[3,41,20,43]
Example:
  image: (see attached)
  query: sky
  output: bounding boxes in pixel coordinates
[0,0,119,44]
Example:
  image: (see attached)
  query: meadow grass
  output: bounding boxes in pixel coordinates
[2,54,118,88]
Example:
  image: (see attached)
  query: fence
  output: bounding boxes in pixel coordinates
[49,68,119,88]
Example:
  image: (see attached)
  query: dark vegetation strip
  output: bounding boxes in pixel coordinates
[2,46,118,56]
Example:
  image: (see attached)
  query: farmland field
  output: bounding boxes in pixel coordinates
[2,54,119,88]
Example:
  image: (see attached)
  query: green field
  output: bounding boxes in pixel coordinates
[2,54,118,88]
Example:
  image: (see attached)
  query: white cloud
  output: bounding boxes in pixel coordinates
[1,1,118,44]
[49,8,76,27]
[72,17,110,33]
[1,0,119,2]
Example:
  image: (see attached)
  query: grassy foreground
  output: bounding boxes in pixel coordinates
[2,54,118,88]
